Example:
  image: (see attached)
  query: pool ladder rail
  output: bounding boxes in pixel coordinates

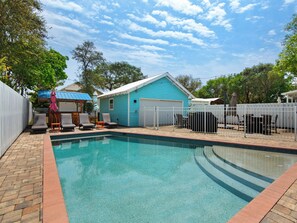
[193,146,273,202]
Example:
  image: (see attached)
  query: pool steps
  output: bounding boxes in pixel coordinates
[194,147,272,202]
[204,147,270,191]
[211,147,274,183]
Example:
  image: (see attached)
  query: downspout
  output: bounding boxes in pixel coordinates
[128,93,130,126]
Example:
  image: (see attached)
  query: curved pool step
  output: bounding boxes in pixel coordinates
[212,147,274,183]
[194,148,258,202]
[203,147,270,192]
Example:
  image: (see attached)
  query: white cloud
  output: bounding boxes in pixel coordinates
[91,2,108,12]
[128,14,167,28]
[126,50,173,66]
[43,10,88,29]
[47,23,89,48]
[141,45,165,51]
[103,15,112,20]
[119,33,169,45]
[107,41,137,50]
[245,16,264,22]
[128,22,206,46]
[268,30,276,36]
[99,20,114,26]
[204,3,232,31]
[153,10,216,38]
[112,2,120,8]
[42,0,83,13]
[230,0,257,13]
[201,0,211,8]
[155,0,203,15]
[284,0,296,4]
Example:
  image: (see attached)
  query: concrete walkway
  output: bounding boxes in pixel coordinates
[0,128,297,222]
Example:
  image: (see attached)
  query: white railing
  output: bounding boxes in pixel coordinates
[140,104,297,141]
[0,81,31,157]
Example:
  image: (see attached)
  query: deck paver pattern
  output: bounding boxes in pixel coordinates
[0,127,297,222]
[0,132,43,223]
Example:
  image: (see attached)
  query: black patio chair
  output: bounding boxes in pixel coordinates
[271,114,278,133]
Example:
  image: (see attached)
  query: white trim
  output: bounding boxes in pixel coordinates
[109,98,114,110]
[127,93,130,126]
[99,72,195,99]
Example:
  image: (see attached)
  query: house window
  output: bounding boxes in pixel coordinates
[109,98,114,110]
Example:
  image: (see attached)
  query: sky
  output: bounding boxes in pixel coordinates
[41,0,297,87]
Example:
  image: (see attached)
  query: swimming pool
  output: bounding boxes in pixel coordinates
[51,133,297,223]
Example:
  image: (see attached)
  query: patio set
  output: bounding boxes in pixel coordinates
[174,112,278,135]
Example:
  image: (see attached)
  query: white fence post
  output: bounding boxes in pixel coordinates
[244,104,247,138]
[143,107,146,127]
[173,107,175,127]
[204,105,206,134]
[156,106,159,130]
[294,106,297,141]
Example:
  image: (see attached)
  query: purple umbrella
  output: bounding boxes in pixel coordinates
[49,91,58,122]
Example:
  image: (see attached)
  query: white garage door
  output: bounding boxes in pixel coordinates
[139,99,183,126]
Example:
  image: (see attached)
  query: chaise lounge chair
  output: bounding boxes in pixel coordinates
[79,113,95,130]
[102,113,118,128]
[31,113,48,133]
[61,113,76,131]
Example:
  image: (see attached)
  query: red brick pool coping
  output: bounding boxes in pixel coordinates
[43,135,69,223]
[43,130,297,223]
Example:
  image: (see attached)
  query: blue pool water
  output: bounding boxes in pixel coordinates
[52,133,297,223]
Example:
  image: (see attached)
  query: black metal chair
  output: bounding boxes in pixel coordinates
[261,114,272,135]
[271,114,278,133]
[236,114,244,131]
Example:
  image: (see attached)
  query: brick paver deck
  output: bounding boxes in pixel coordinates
[0,131,43,223]
[0,127,297,222]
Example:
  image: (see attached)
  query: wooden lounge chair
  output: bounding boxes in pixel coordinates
[61,114,76,131]
[79,113,95,130]
[31,114,48,133]
[102,113,118,128]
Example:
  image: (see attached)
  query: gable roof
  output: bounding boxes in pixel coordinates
[98,72,195,99]
[282,90,297,99]
[38,90,92,102]
[60,82,103,95]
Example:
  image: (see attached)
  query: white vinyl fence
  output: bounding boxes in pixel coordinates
[141,103,297,141]
[0,81,31,157]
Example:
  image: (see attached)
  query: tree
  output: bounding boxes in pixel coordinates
[0,0,47,95]
[274,14,297,77]
[72,41,105,95]
[35,49,68,90]
[196,63,291,103]
[96,61,146,90]
[175,75,201,94]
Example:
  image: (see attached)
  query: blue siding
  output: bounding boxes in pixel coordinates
[100,94,128,126]
[100,76,190,127]
[129,77,190,126]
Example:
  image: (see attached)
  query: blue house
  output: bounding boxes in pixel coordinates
[99,72,194,127]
